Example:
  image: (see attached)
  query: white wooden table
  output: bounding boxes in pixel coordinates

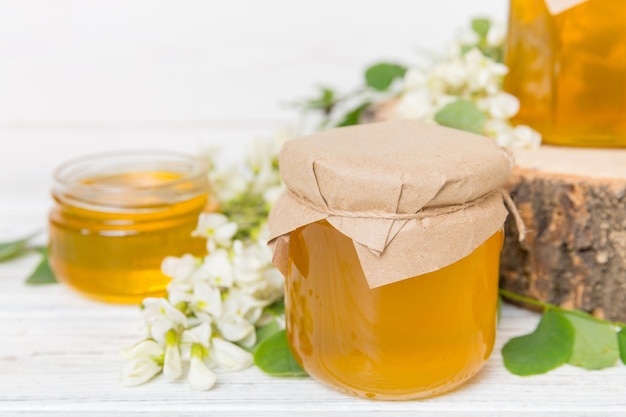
[1,138,626,416]
[2,250,626,417]
[2,1,626,415]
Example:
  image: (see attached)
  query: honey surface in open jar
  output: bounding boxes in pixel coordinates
[49,151,208,304]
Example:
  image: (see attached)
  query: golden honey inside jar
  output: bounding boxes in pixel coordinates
[287,223,503,399]
[505,0,626,147]
[269,120,514,400]
[49,150,209,304]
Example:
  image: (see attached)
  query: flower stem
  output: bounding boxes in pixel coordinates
[498,289,626,329]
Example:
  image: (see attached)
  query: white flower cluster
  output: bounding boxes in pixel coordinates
[120,135,287,391]
[395,26,541,149]
[207,132,286,207]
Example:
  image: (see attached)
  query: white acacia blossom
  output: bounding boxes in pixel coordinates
[141,297,188,346]
[192,213,238,252]
[119,339,164,387]
[189,345,217,391]
[395,29,541,149]
[121,135,286,391]
[163,329,182,380]
[211,338,254,372]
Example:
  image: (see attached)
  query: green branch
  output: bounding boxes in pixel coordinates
[499,289,626,329]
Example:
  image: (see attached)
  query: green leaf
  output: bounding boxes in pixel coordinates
[245,320,282,354]
[460,44,474,55]
[618,328,626,365]
[266,299,285,316]
[254,329,307,377]
[0,232,38,261]
[563,312,619,370]
[256,321,281,344]
[336,102,370,127]
[322,88,335,105]
[502,310,575,376]
[364,63,407,91]
[434,99,486,134]
[306,87,336,112]
[471,18,491,38]
[25,248,57,285]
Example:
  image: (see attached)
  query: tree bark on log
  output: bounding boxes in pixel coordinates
[502,147,626,322]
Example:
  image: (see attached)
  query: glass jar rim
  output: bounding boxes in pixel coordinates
[52,149,209,211]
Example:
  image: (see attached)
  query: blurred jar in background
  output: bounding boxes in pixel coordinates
[49,150,209,304]
[505,0,626,147]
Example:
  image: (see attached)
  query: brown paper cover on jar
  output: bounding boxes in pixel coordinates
[268,119,514,288]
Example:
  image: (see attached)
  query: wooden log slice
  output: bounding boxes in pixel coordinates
[502,147,626,322]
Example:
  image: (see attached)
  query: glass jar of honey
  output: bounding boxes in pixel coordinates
[49,150,209,304]
[505,0,626,147]
[269,120,514,400]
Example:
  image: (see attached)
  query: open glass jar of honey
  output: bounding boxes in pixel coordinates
[49,150,209,304]
[505,0,626,147]
[268,120,514,400]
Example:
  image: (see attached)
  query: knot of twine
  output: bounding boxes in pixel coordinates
[287,188,526,241]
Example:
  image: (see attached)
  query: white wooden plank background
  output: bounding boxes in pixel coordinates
[2,1,626,415]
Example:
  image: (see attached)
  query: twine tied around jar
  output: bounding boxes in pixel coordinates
[286,188,526,242]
